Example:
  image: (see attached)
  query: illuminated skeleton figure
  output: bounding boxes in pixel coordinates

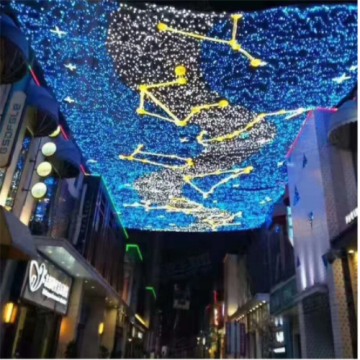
[136,65,229,126]
[157,14,267,68]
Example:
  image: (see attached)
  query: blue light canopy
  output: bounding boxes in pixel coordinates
[5,1,357,231]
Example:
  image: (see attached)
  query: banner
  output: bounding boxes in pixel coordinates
[0,91,26,167]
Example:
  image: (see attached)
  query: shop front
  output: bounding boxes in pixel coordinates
[2,254,72,358]
[270,276,300,358]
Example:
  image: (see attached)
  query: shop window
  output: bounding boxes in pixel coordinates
[5,131,32,211]
[49,180,76,239]
[29,176,58,236]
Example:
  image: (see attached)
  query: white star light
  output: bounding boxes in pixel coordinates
[180,137,189,143]
[277,161,285,167]
[50,26,67,38]
[64,63,77,71]
[349,65,357,71]
[64,96,75,103]
[332,73,351,84]
[285,108,311,120]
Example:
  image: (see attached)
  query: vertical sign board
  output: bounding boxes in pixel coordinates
[240,323,246,357]
[21,255,72,315]
[0,91,26,167]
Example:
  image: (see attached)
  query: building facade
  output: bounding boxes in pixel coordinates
[0,11,154,359]
[287,101,357,359]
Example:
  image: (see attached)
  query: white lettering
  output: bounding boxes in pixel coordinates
[345,208,358,225]
[29,260,70,305]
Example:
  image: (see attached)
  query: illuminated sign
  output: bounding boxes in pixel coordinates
[276,331,284,343]
[22,257,72,315]
[214,308,219,326]
[345,208,357,225]
[48,125,61,138]
[29,260,70,304]
[41,142,57,157]
[9,1,357,231]
[37,161,53,177]
[0,91,26,167]
[31,182,47,199]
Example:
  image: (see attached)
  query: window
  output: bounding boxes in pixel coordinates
[5,131,32,211]
[29,176,58,236]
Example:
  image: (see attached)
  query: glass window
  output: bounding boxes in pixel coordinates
[29,176,58,236]
[5,131,32,211]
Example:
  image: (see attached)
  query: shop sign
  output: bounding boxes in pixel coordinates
[22,257,72,315]
[0,91,26,167]
[345,208,357,225]
[270,277,297,315]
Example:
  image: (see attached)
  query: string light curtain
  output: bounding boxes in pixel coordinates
[4,1,357,231]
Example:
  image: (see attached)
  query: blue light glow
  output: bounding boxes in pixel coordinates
[5,1,357,231]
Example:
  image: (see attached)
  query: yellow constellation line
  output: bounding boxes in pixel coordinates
[124,197,205,215]
[124,197,243,231]
[183,166,253,199]
[197,107,312,146]
[136,65,229,126]
[157,15,266,68]
[119,144,194,170]
[203,210,243,231]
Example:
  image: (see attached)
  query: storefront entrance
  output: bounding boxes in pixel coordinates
[12,305,61,358]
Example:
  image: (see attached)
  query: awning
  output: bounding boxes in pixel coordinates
[0,14,29,84]
[47,137,81,178]
[0,206,37,260]
[26,80,59,137]
[34,236,132,314]
[328,99,357,151]
[228,293,269,321]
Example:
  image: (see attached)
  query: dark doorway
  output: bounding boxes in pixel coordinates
[13,305,61,358]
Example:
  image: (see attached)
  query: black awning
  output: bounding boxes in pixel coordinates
[26,80,59,137]
[0,14,29,84]
[0,206,37,260]
[47,137,81,178]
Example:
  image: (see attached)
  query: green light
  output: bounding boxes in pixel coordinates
[126,244,143,261]
[101,177,129,239]
[145,286,157,299]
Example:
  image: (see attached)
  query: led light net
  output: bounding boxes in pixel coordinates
[6,1,357,231]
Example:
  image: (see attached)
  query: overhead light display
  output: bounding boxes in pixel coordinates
[6,1,357,231]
